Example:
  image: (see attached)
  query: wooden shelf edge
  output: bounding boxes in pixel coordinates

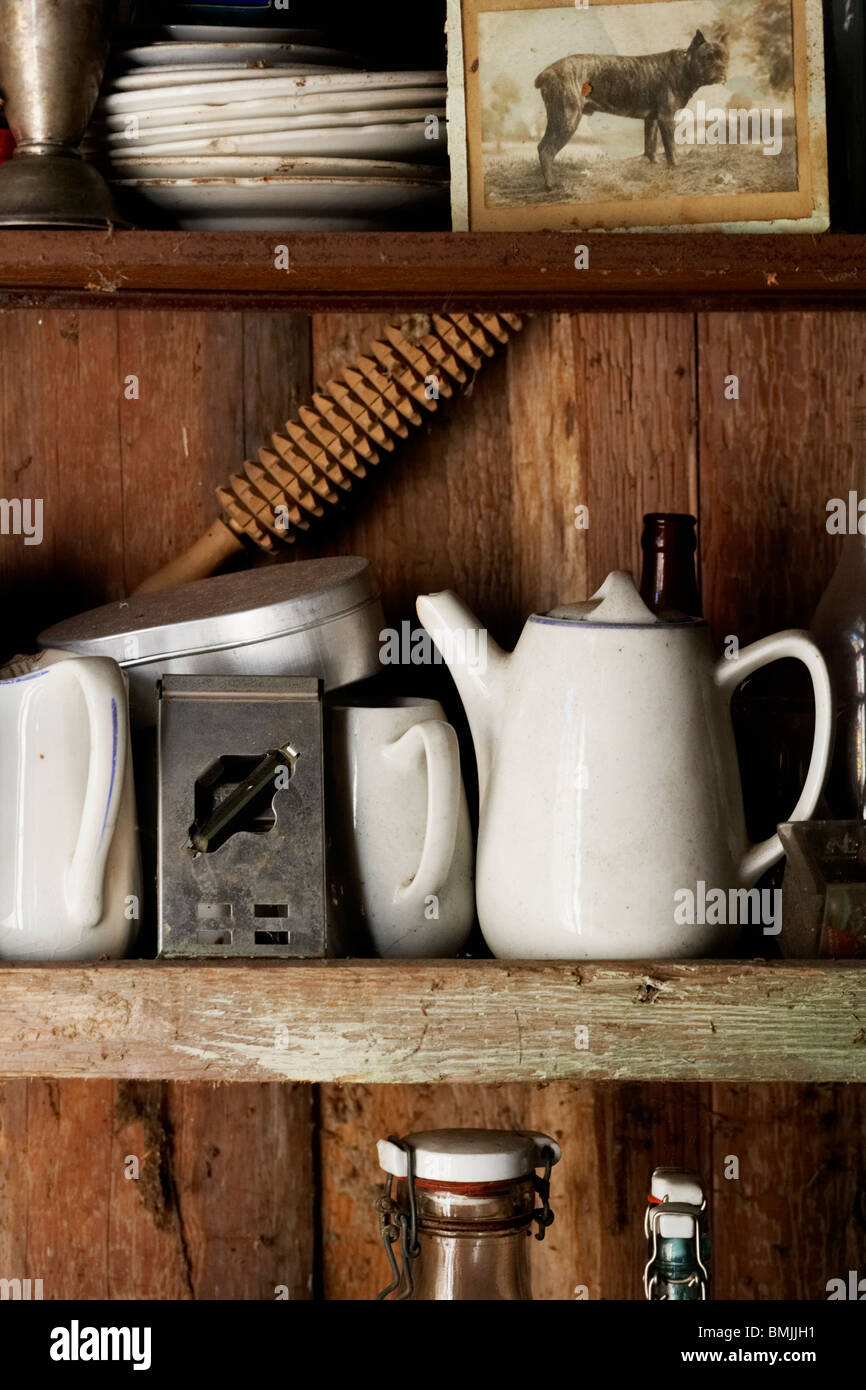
[0,230,865,310]
[0,957,863,1084]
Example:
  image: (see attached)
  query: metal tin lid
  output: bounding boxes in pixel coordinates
[377,1129,562,1183]
[38,557,379,667]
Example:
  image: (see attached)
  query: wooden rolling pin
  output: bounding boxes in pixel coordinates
[135,311,523,595]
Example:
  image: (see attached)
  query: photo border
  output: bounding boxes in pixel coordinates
[447,0,829,232]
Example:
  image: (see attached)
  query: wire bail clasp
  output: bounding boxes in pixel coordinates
[532,1145,556,1241]
[376,1135,421,1300]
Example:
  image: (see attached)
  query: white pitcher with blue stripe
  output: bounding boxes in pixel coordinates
[0,650,140,959]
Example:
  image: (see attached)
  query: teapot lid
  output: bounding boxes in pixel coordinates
[377,1128,561,1182]
[543,571,692,626]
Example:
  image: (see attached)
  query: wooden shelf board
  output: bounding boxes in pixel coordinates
[0,957,863,1084]
[0,230,865,311]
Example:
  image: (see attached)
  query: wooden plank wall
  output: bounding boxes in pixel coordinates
[0,309,316,1300]
[0,306,864,1299]
[311,309,866,1300]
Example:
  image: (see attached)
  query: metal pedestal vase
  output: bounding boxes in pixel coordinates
[0,0,127,229]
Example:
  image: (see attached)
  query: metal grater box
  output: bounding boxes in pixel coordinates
[158,675,327,957]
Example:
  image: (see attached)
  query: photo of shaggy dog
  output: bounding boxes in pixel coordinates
[535,29,728,187]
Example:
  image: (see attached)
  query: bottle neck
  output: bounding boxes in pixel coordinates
[396,1176,537,1301]
[639,514,700,618]
[649,1235,709,1301]
[407,1227,533,1300]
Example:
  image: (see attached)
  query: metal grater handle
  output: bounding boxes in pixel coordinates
[190,742,299,854]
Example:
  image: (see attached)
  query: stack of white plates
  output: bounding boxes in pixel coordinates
[87,25,449,229]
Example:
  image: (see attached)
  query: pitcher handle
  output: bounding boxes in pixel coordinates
[385,719,461,911]
[4,667,51,931]
[61,657,127,930]
[714,630,833,885]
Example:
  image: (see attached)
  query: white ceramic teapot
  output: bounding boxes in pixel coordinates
[0,649,140,960]
[416,573,833,959]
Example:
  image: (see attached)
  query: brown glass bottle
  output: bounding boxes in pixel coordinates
[639,513,701,619]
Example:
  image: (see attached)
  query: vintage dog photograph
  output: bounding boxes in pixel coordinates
[445,0,827,230]
[478,0,799,206]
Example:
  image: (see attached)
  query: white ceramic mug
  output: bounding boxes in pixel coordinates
[326,698,474,957]
[0,649,141,959]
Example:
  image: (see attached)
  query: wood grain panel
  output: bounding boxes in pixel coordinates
[0,1080,314,1300]
[0,1081,115,1298]
[3,231,866,311]
[165,1081,314,1301]
[0,1081,28,1282]
[0,310,125,653]
[1,959,864,1084]
[0,309,313,635]
[709,1083,866,1301]
[569,313,698,593]
[698,313,866,1302]
[503,314,587,618]
[697,311,866,641]
[107,1081,192,1300]
[241,313,312,466]
[115,310,243,595]
[0,309,316,1302]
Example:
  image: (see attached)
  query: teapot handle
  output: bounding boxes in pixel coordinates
[385,719,461,914]
[60,657,127,931]
[714,630,833,885]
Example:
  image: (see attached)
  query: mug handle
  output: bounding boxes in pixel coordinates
[385,719,461,910]
[60,657,127,930]
[714,630,833,885]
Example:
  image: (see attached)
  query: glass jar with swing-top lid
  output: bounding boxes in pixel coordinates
[376,1127,561,1301]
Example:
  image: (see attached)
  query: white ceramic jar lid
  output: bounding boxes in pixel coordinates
[377,1128,562,1183]
[650,1168,705,1238]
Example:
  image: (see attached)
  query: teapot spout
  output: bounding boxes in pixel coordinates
[415,591,508,802]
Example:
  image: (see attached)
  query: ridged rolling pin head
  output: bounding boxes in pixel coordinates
[133,313,525,596]
[0,0,128,228]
